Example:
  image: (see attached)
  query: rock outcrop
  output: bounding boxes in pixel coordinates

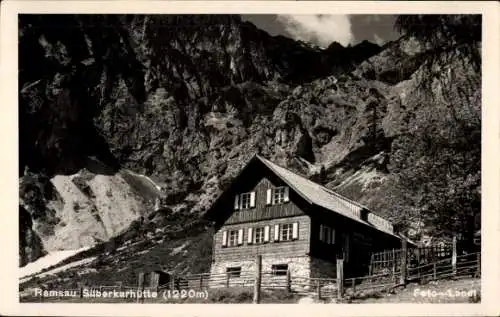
[18,14,480,266]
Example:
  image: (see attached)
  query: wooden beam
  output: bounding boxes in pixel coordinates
[253,255,262,304]
[336,259,344,300]
[400,239,407,285]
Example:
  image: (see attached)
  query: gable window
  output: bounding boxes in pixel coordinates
[271,264,288,276]
[226,267,241,277]
[266,187,289,205]
[234,192,255,210]
[280,224,293,241]
[254,227,265,244]
[241,192,252,209]
[273,187,286,204]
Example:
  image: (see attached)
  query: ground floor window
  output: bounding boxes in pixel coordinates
[271,264,288,276]
[226,267,241,277]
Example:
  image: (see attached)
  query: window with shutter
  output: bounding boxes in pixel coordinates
[292,222,298,240]
[274,224,280,241]
[264,226,270,242]
[254,227,265,244]
[240,193,252,209]
[272,187,286,204]
[266,189,272,205]
[234,196,239,210]
[249,192,256,208]
[238,229,244,245]
[280,224,293,241]
[227,230,238,247]
[247,228,253,244]
[222,231,228,247]
[284,187,289,202]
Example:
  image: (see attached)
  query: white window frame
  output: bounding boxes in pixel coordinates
[280,223,293,241]
[254,227,265,244]
[273,187,286,205]
[227,230,239,247]
[240,192,252,209]
[266,187,289,205]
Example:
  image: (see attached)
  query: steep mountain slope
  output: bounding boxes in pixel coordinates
[18,14,480,269]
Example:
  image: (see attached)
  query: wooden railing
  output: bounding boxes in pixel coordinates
[23,252,480,303]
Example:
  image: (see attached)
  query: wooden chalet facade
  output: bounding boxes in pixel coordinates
[205,155,402,285]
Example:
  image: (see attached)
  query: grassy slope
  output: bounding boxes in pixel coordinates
[20,215,214,289]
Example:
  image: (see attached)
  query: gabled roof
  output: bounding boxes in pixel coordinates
[255,155,398,238]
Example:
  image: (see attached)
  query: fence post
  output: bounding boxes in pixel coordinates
[336,259,344,300]
[369,254,373,276]
[199,274,203,290]
[253,255,262,304]
[476,253,481,277]
[433,262,437,280]
[452,236,457,276]
[316,279,321,300]
[226,273,230,288]
[286,269,291,294]
[170,273,175,291]
[137,272,145,304]
[400,239,407,285]
[351,278,356,293]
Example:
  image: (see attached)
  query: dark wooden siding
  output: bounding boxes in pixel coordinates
[225,176,305,224]
[213,215,311,262]
[309,207,401,277]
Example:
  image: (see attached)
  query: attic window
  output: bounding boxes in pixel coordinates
[240,193,252,209]
[234,192,255,210]
[266,186,289,205]
[273,187,286,204]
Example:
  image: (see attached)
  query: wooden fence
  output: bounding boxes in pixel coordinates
[132,251,480,302]
[25,250,481,303]
[368,237,472,275]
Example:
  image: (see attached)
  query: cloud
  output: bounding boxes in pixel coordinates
[276,15,353,47]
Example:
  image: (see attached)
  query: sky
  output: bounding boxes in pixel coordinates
[241,15,401,48]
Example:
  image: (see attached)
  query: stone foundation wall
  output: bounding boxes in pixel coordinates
[310,257,337,279]
[209,255,311,291]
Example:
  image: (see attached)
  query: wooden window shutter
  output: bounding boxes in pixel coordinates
[247,228,253,244]
[234,195,239,210]
[237,229,244,245]
[319,224,324,241]
[330,228,335,244]
[250,192,256,208]
[284,187,290,202]
[264,226,270,242]
[274,224,280,241]
[292,222,299,240]
[325,227,331,244]
[222,231,228,247]
[266,189,272,205]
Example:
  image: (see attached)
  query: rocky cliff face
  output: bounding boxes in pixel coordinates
[18,14,480,267]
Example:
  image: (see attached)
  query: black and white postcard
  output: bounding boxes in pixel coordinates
[1,1,499,316]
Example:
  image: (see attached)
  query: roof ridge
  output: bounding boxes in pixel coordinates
[257,155,373,212]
